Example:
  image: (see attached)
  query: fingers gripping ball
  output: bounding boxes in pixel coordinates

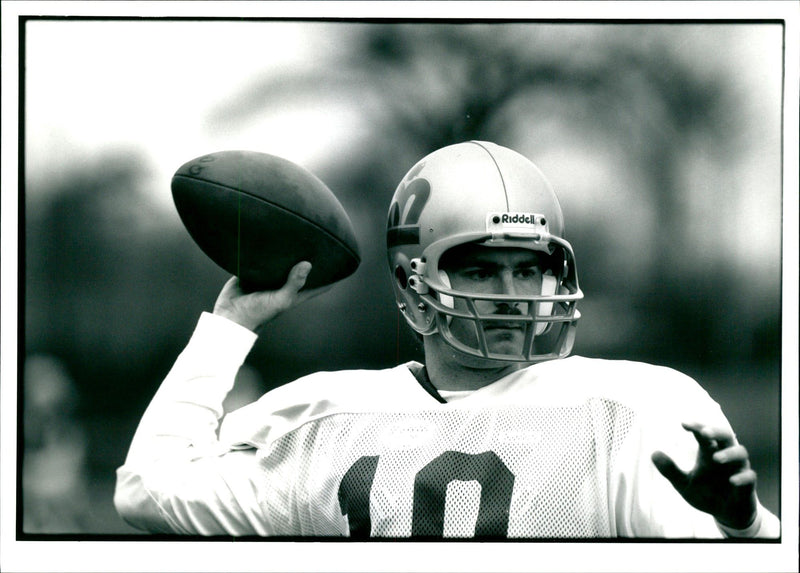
[171,151,361,291]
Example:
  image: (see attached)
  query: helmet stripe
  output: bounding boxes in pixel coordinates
[470,141,510,211]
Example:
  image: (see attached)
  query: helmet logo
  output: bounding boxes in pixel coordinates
[387,176,431,248]
[486,212,548,237]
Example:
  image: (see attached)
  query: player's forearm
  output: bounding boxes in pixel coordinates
[123,312,257,463]
[115,312,258,531]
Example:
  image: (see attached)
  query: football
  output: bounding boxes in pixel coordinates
[171,150,360,292]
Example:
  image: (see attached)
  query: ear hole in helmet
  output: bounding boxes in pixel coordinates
[394,265,409,290]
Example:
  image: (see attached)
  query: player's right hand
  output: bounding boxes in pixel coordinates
[212,261,332,332]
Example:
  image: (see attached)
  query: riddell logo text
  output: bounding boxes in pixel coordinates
[501,213,537,224]
[487,212,545,230]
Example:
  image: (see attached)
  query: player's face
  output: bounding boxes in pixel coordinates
[439,245,547,356]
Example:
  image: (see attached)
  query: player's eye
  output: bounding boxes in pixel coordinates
[461,267,494,281]
[514,267,540,281]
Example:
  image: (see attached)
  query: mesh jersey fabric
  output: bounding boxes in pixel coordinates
[217,358,727,538]
[116,312,773,539]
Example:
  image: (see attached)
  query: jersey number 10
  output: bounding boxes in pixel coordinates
[338,450,515,538]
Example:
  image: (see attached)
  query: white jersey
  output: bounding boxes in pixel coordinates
[115,313,779,538]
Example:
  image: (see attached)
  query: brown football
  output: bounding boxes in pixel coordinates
[171,150,360,292]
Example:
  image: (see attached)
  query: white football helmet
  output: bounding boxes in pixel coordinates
[386,141,582,362]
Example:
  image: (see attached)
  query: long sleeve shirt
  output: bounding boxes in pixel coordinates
[115,312,780,538]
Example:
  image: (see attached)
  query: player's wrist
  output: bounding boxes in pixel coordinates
[713,492,758,531]
[716,508,762,538]
[210,292,264,331]
[213,287,271,332]
[212,306,264,332]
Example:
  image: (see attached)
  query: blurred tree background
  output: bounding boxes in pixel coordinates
[22,21,783,533]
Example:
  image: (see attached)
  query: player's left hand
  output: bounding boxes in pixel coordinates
[651,422,758,530]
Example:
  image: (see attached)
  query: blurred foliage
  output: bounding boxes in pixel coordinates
[213,23,781,365]
[22,23,781,533]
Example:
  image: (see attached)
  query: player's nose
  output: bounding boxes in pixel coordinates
[498,269,517,295]
[493,270,523,315]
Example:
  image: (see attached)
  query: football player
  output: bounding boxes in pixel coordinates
[115,141,779,538]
